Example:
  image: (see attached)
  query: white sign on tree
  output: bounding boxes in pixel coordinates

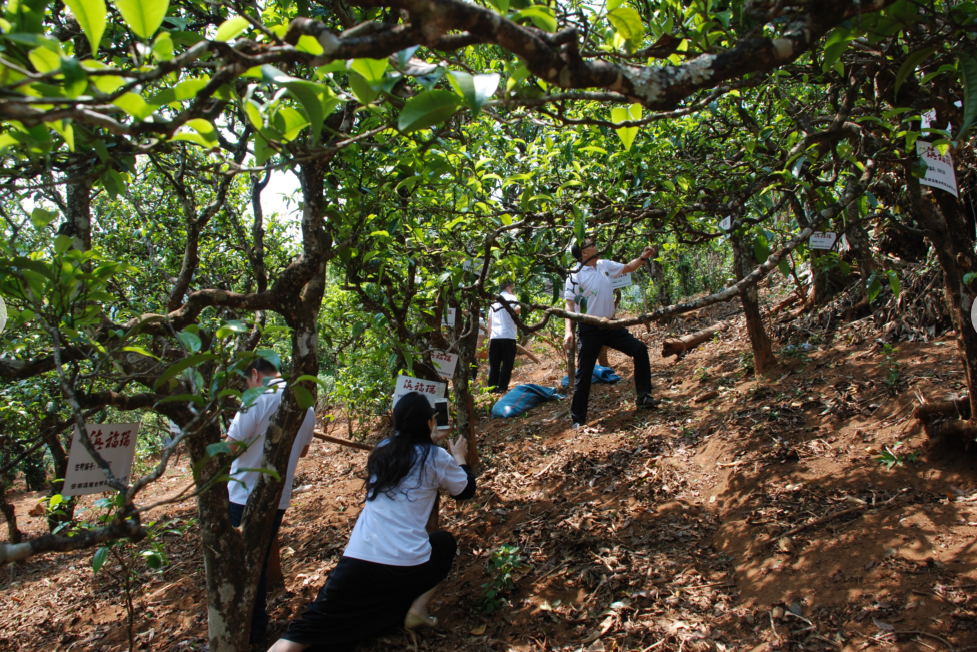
[63,423,141,496]
[431,350,459,379]
[916,141,959,197]
[809,232,838,250]
[442,307,457,326]
[393,374,446,408]
[611,273,632,289]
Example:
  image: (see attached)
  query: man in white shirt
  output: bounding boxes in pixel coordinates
[225,358,316,643]
[487,281,521,393]
[564,238,661,428]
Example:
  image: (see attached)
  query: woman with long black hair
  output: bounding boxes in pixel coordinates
[268,391,475,652]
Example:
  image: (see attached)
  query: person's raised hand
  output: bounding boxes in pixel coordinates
[642,245,656,261]
[449,435,468,465]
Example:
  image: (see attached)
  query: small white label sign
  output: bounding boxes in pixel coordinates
[63,423,140,496]
[917,141,959,198]
[442,307,456,326]
[921,109,936,130]
[430,350,458,380]
[719,216,732,231]
[393,374,446,408]
[611,273,632,289]
[809,232,838,250]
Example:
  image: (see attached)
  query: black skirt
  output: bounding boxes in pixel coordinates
[282,530,457,651]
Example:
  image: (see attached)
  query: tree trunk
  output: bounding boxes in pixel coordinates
[648,257,670,306]
[844,191,877,296]
[731,236,777,373]
[452,294,481,471]
[44,421,76,532]
[905,170,977,443]
[0,482,23,545]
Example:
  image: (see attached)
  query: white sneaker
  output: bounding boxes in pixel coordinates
[571,422,582,430]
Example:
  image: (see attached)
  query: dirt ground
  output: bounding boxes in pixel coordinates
[2,300,977,652]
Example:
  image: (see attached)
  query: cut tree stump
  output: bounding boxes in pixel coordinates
[661,321,731,360]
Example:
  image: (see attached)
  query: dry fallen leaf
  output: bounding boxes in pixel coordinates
[470,624,486,636]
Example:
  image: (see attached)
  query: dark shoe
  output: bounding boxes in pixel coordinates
[636,394,662,409]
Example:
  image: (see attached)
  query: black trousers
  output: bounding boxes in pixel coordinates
[229,501,286,640]
[571,324,652,425]
[282,531,457,651]
[488,338,517,393]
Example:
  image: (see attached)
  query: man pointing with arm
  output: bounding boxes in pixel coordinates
[564,238,661,430]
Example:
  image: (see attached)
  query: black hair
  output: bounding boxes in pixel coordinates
[244,357,279,377]
[365,392,437,501]
[571,237,596,262]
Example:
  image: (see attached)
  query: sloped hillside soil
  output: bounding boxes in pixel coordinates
[2,301,977,652]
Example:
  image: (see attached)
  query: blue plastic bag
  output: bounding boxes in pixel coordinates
[561,365,622,388]
[491,384,564,419]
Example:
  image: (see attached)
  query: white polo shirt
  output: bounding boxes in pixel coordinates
[344,443,469,566]
[227,380,316,510]
[489,291,518,340]
[563,259,626,319]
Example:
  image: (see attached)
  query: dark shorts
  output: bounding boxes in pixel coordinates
[282,530,457,651]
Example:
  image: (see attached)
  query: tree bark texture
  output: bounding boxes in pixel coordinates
[906,170,977,442]
[731,236,776,373]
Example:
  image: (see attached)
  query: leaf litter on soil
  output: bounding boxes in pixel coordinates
[2,292,977,652]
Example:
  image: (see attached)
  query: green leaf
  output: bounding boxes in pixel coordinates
[255,348,281,370]
[573,206,585,244]
[122,345,160,360]
[112,92,157,120]
[153,353,219,389]
[778,259,791,279]
[349,72,380,104]
[397,90,461,133]
[610,103,640,151]
[49,493,63,508]
[63,0,106,54]
[867,273,882,302]
[54,234,74,254]
[964,271,977,289]
[486,0,508,13]
[206,441,233,457]
[31,207,57,228]
[821,26,852,73]
[447,71,500,113]
[957,54,977,141]
[271,106,310,141]
[92,546,109,574]
[286,79,333,144]
[293,385,315,409]
[173,118,218,148]
[893,46,937,99]
[753,233,770,264]
[214,15,250,42]
[886,269,901,297]
[350,58,387,84]
[514,5,556,32]
[113,0,169,40]
[141,550,164,569]
[607,6,644,51]
[351,321,368,338]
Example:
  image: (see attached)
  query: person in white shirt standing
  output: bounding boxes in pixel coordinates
[487,280,521,394]
[564,237,661,428]
[225,358,316,644]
